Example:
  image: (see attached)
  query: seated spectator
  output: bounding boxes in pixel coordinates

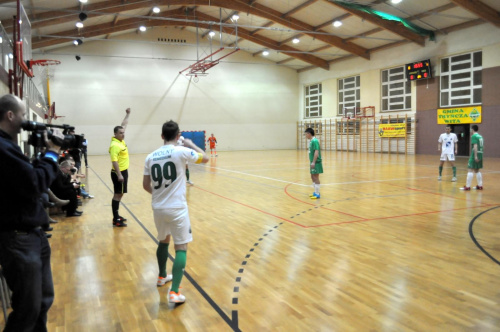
[50,160,83,217]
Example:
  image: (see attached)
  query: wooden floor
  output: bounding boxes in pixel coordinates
[2,150,500,331]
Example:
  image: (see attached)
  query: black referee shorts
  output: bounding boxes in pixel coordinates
[111,169,128,194]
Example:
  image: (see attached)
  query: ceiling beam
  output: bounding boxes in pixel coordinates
[16,0,370,60]
[325,1,426,46]
[451,0,500,28]
[32,8,331,70]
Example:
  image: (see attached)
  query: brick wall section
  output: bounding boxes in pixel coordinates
[415,67,500,157]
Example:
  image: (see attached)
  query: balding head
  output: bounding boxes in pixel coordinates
[0,94,26,138]
[0,94,23,121]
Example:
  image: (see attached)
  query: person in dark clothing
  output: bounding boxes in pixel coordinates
[0,94,62,332]
[81,133,88,167]
[50,160,82,217]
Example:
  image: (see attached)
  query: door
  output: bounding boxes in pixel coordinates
[452,124,470,156]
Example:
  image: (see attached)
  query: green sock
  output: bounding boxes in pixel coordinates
[439,166,443,176]
[186,169,190,181]
[171,250,187,293]
[453,167,456,177]
[156,243,169,278]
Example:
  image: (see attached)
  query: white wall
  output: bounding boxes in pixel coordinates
[298,23,500,118]
[38,27,299,155]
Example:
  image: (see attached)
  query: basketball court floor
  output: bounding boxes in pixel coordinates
[3,150,499,331]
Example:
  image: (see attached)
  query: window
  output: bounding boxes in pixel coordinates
[440,51,482,107]
[337,120,360,135]
[381,66,411,112]
[305,83,322,118]
[338,75,360,116]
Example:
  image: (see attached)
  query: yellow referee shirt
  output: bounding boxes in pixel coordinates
[109,137,129,171]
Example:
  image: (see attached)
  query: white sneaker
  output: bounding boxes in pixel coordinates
[157,274,172,286]
[186,180,194,185]
[437,176,442,181]
[451,177,457,182]
[168,289,186,303]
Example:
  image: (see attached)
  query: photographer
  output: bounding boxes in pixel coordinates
[0,94,62,331]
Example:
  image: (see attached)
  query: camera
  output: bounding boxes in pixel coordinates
[21,121,84,150]
[70,167,77,174]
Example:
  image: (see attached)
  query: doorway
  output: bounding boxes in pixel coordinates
[452,124,470,156]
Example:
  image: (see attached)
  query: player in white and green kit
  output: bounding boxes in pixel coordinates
[305,128,323,199]
[461,125,484,190]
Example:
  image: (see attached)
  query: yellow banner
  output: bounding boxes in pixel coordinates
[378,123,406,138]
[437,106,482,124]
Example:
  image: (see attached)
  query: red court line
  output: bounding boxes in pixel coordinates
[284,183,364,219]
[193,186,307,228]
[307,204,495,228]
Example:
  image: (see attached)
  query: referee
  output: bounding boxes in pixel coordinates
[109,108,131,227]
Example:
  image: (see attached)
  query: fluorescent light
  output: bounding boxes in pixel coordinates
[333,20,342,27]
[391,0,402,3]
[76,22,84,28]
[152,7,160,13]
[292,38,300,44]
[8,53,13,59]
[139,26,147,32]
[208,31,216,38]
[79,0,88,3]
[262,50,269,56]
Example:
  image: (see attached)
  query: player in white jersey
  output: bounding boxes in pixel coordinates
[177,135,193,185]
[143,120,209,304]
[438,124,458,182]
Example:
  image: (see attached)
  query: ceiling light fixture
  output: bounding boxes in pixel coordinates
[79,0,88,3]
[152,7,160,13]
[8,53,13,59]
[391,0,403,3]
[292,38,300,44]
[73,39,83,46]
[139,26,147,32]
[262,50,269,56]
[79,12,88,21]
[232,14,240,22]
[75,55,81,61]
[76,22,84,28]
[333,20,342,27]
[208,31,216,38]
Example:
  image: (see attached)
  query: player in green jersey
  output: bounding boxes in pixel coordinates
[305,128,323,199]
[461,125,483,190]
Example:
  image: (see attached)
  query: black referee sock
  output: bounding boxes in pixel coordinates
[112,199,120,219]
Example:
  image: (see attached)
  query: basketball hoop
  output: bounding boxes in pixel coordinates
[29,59,61,67]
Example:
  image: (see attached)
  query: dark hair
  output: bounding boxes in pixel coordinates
[471,125,479,132]
[0,94,22,121]
[305,127,315,136]
[162,120,179,141]
[114,126,123,134]
[445,124,451,128]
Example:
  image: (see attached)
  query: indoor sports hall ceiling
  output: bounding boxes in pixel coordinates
[0,0,499,72]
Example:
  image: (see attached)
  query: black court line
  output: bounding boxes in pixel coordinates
[91,168,240,332]
[468,205,500,266]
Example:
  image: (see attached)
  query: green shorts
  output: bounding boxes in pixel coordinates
[467,158,483,170]
[310,162,323,175]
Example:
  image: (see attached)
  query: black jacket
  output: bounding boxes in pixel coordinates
[0,129,59,231]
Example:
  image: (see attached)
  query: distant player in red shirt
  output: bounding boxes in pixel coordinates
[207,133,217,157]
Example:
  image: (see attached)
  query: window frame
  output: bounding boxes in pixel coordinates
[381,66,411,112]
[440,51,482,107]
[304,83,322,119]
[338,75,360,117]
